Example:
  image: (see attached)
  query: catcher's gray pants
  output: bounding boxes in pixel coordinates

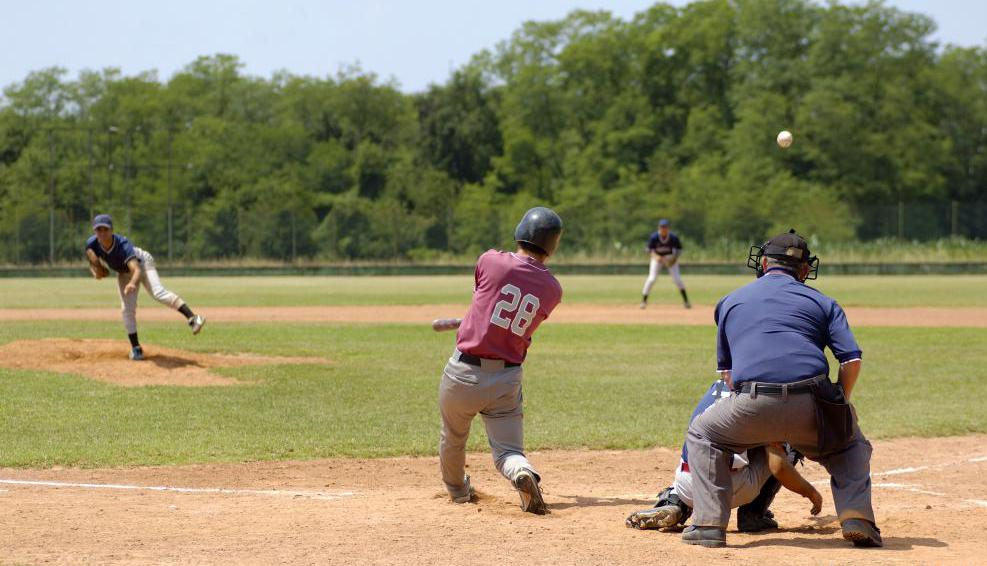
[439,351,537,499]
[686,379,874,528]
[643,254,684,295]
[673,447,771,510]
[117,248,185,334]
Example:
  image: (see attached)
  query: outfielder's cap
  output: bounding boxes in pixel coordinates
[658,219,670,227]
[763,228,811,264]
[92,214,113,230]
[515,207,563,256]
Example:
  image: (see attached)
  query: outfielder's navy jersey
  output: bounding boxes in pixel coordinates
[85,234,139,274]
[647,231,682,256]
[715,270,862,387]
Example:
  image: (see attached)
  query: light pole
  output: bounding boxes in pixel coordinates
[48,129,55,265]
[167,130,174,262]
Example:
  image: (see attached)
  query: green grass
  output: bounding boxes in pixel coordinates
[2,274,986,308]
[1,321,984,468]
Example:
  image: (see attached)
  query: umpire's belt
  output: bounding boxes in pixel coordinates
[736,374,827,398]
[455,350,521,369]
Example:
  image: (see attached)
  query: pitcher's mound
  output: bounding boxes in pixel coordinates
[0,338,330,387]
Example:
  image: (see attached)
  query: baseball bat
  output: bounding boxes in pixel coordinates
[432,318,462,332]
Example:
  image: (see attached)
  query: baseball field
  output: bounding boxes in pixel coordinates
[1,274,985,564]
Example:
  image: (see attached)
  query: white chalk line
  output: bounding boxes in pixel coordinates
[0,479,355,501]
[965,499,987,508]
[873,482,947,496]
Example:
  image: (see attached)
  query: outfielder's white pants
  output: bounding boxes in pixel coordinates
[642,254,685,296]
[117,248,185,334]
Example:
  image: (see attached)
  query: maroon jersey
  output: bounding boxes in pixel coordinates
[456,250,563,365]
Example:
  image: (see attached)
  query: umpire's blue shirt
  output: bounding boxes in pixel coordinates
[715,270,862,386]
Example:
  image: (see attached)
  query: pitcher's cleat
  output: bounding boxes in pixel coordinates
[639,301,648,310]
[513,470,548,515]
[129,346,144,361]
[842,519,883,548]
[625,504,683,530]
[189,314,206,335]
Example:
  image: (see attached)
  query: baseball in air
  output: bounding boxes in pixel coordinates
[777,130,793,149]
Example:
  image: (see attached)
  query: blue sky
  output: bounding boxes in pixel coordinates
[3,0,985,93]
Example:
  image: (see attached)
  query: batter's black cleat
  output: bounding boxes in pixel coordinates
[681,525,726,548]
[842,519,883,548]
[450,475,475,504]
[626,504,682,530]
[512,470,548,515]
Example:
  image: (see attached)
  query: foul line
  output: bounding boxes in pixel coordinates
[0,479,355,501]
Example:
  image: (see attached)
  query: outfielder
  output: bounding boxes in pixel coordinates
[85,214,205,360]
[438,207,563,514]
[625,379,822,532]
[640,219,690,309]
[682,229,880,548]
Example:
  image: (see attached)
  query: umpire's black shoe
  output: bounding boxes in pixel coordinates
[681,525,726,548]
[841,519,883,548]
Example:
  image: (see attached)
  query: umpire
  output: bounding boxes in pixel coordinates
[682,229,881,549]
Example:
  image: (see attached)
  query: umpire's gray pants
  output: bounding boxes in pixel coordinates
[439,353,537,499]
[686,381,874,528]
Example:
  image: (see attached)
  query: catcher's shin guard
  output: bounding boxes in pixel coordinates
[737,476,782,532]
[655,487,692,525]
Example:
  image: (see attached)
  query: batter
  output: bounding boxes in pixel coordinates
[438,207,563,514]
[85,214,205,360]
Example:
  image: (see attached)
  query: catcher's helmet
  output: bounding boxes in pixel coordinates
[748,228,819,279]
[514,207,563,256]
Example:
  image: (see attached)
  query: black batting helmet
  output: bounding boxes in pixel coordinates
[514,207,563,256]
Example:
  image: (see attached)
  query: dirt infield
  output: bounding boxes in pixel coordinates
[0,339,330,386]
[1,304,986,327]
[0,435,983,565]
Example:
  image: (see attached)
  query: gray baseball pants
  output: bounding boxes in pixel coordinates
[439,351,537,499]
[673,447,771,509]
[686,378,874,528]
[117,248,185,334]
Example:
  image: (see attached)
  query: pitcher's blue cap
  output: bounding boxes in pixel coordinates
[92,214,113,229]
[658,219,670,227]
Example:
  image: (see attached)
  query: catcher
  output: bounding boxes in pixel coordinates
[626,379,822,532]
[85,214,205,360]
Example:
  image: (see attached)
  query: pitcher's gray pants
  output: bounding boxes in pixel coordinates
[686,383,874,528]
[117,248,186,334]
[439,353,537,499]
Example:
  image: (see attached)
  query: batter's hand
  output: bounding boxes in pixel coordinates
[124,282,138,295]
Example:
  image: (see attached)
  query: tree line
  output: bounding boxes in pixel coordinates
[1,0,985,264]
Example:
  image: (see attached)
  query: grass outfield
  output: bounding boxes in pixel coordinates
[1,274,987,308]
[0,320,984,468]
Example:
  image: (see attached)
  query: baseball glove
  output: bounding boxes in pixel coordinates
[89,259,109,279]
